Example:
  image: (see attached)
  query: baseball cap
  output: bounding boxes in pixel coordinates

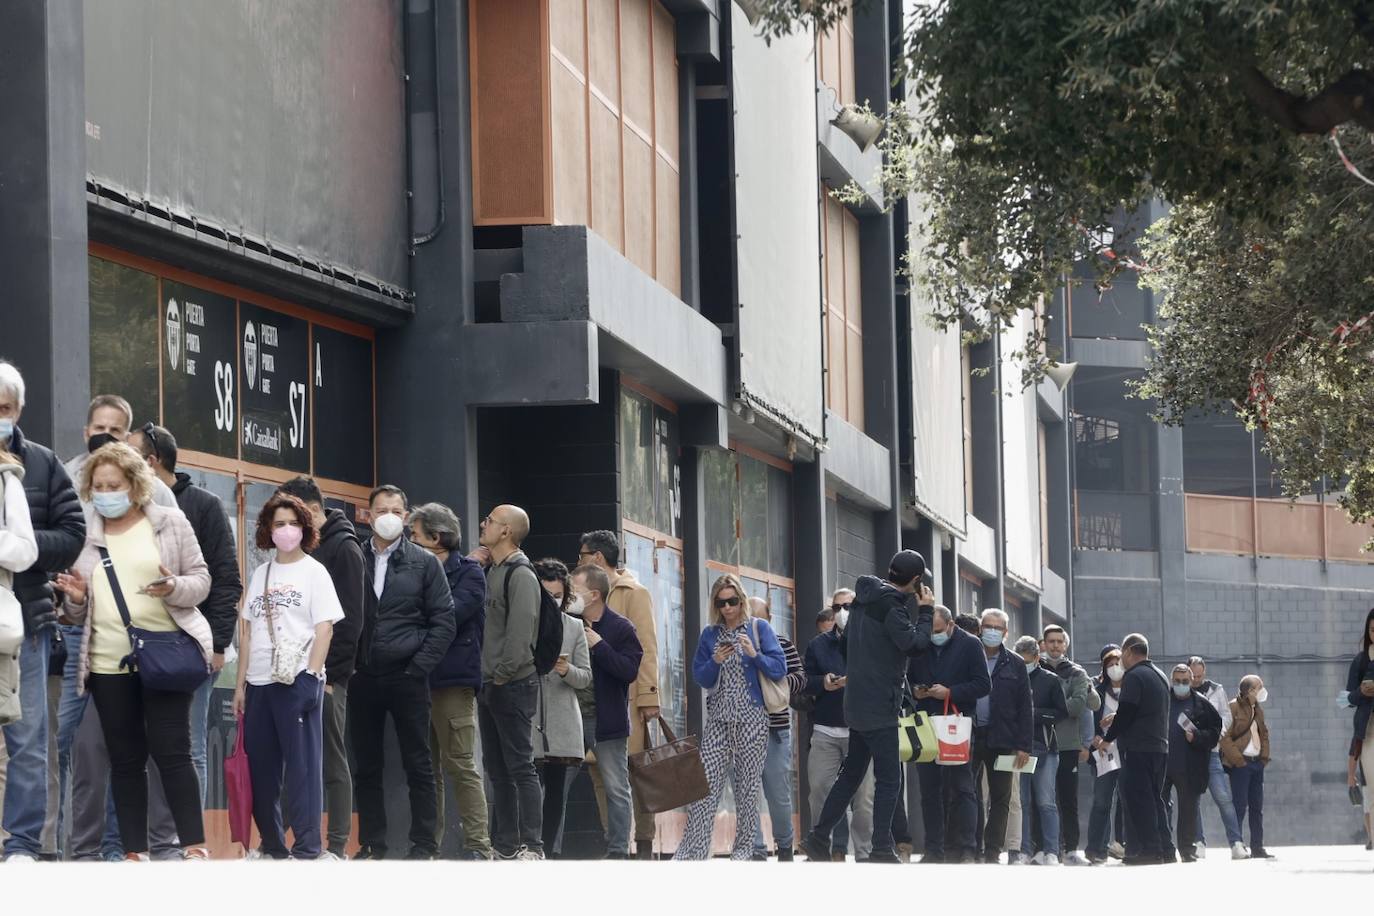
[887,550,926,586]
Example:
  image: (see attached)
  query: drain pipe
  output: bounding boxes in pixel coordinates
[406,0,446,247]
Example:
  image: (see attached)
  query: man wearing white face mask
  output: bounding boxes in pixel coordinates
[1220,674,1271,859]
[350,484,456,860]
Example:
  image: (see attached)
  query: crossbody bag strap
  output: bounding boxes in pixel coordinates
[96,546,135,631]
[262,560,278,651]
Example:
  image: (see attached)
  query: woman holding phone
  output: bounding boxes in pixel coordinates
[54,442,211,861]
[532,559,591,857]
[233,492,343,860]
[675,574,787,860]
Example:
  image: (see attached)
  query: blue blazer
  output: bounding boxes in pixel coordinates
[692,617,787,710]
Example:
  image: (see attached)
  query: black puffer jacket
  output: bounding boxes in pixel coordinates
[840,575,933,732]
[171,473,242,654]
[312,508,365,685]
[9,427,84,635]
[982,646,1033,754]
[359,535,456,677]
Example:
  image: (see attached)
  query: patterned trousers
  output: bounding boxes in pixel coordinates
[674,714,769,860]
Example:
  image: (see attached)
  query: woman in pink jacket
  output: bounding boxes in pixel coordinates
[54,442,211,861]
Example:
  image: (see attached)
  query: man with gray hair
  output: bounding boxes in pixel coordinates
[0,360,85,862]
[969,608,1031,863]
[1099,633,1172,865]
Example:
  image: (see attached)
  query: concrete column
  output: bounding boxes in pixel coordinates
[0,0,89,454]
[1157,423,1188,655]
[679,446,708,737]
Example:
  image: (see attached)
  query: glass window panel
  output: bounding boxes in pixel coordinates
[651,404,680,537]
[1182,408,1254,498]
[739,456,769,571]
[1071,367,1158,550]
[89,257,159,429]
[702,449,739,564]
[624,532,686,736]
[767,465,793,577]
[767,584,795,643]
[620,388,654,527]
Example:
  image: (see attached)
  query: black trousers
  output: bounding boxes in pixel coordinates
[539,762,573,857]
[1163,775,1201,857]
[86,673,204,854]
[916,760,977,859]
[1119,749,1171,861]
[971,728,1014,857]
[349,669,437,857]
[478,675,544,855]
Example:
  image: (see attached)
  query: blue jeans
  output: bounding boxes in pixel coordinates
[753,727,795,853]
[594,736,632,856]
[1020,752,1060,858]
[3,630,51,857]
[189,672,215,808]
[1085,767,1122,857]
[1227,758,1265,851]
[1196,751,1243,846]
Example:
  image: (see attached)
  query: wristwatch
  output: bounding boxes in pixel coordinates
[306,668,325,682]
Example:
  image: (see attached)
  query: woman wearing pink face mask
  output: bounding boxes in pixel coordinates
[233,492,344,859]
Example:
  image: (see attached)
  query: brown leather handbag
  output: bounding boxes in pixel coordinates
[628,715,711,813]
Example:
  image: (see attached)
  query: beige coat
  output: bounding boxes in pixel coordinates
[63,502,212,694]
[607,568,658,712]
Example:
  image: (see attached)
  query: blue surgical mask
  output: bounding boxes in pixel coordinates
[92,489,131,519]
[981,628,1003,648]
[0,418,11,443]
[1172,683,1191,698]
[930,630,950,647]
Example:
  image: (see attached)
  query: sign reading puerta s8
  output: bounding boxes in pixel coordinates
[239,304,310,473]
[161,281,239,459]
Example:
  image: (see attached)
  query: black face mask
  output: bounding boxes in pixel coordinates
[87,432,118,453]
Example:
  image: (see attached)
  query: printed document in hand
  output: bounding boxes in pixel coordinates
[1176,712,1196,734]
[1093,744,1121,774]
[994,754,1037,774]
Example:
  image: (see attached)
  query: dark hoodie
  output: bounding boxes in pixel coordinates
[310,507,365,685]
[840,575,933,732]
[170,472,242,653]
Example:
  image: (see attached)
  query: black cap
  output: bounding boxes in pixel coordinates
[1099,643,1121,664]
[887,550,926,587]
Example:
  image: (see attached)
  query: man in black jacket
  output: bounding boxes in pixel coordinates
[133,424,243,802]
[277,476,366,860]
[351,484,456,860]
[0,362,85,861]
[802,550,934,864]
[1097,632,1172,865]
[1164,663,1221,862]
[970,608,1032,864]
[909,604,991,863]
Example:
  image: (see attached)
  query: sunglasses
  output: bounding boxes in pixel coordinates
[831,602,852,611]
[714,595,741,609]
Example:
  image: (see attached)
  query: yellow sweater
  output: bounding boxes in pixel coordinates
[89,517,177,675]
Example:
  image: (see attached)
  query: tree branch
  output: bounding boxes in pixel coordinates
[1237,66,1374,134]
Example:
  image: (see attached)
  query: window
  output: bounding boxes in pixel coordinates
[620,385,680,538]
[90,257,159,428]
[1071,368,1157,550]
[822,191,863,427]
[702,445,795,616]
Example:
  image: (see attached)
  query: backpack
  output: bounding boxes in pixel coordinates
[503,558,564,677]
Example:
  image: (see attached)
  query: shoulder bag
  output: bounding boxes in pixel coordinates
[262,561,310,685]
[628,715,711,813]
[751,617,790,715]
[98,546,207,692]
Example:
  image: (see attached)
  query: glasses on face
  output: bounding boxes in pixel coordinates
[714,595,741,609]
[831,602,852,611]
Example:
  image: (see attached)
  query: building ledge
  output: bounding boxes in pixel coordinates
[821,411,892,510]
[961,515,998,580]
[816,87,883,212]
[1041,566,1067,617]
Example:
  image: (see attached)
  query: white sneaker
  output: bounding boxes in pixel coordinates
[1064,851,1090,866]
[1043,853,1061,866]
[515,847,545,861]
[4,854,38,863]
[1108,841,1126,859]
[245,848,267,860]
[1030,851,1046,865]
[1231,842,1250,860]
[1194,844,1207,860]
[317,851,343,861]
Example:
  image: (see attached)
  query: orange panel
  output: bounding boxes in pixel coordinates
[1326,505,1374,562]
[655,154,681,295]
[825,195,844,309]
[550,0,586,69]
[588,0,620,107]
[552,60,590,226]
[819,27,840,101]
[839,12,856,106]
[827,310,846,416]
[471,0,551,224]
[1256,500,1323,559]
[843,208,861,327]
[652,2,679,160]
[846,326,865,429]
[590,98,624,248]
[623,128,655,275]
[1185,495,1255,555]
[620,0,652,133]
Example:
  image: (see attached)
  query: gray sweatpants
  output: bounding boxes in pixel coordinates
[807,730,874,859]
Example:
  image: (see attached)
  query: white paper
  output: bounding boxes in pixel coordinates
[1176,712,1197,734]
[994,754,1037,774]
[1094,745,1121,774]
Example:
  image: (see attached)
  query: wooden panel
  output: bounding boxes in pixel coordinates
[827,311,846,416]
[471,0,551,224]
[819,27,840,101]
[1326,505,1374,562]
[619,0,652,133]
[550,0,586,69]
[590,98,624,248]
[839,8,856,106]
[1256,500,1323,560]
[846,326,864,428]
[588,0,620,108]
[652,2,678,160]
[552,60,590,226]
[623,127,655,275]
[1185,494,1254,555]
[842,208,861,327]
[825,195,844,308]
[655,154,681,295]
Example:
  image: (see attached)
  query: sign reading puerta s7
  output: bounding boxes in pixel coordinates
[239,304,309,473]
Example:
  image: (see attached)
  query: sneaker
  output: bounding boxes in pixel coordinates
[1231,842,1250,860]
[1064,851,1090,866]
[917,852,943,864]
[4,854,39,863]
[1108,841,1126,859]
[1008,852,1028,865]
[1043,854,1060,866]
[459,849,493,861]
[1030,851,1046,866]
[123,853,150,863]
[634,845,655,861]
[1250,848,1273,859]
[896,842,913,863]
[776,848,794,862]
[863,849,901,863]
[801,834,834,862]
[404,849,439,861]
[244,848,267,861]
[494,848,521,861]
[317,851,343,861]
[515,847,545,861]
[1087,854,1108,865]
[1194,844,1207,860]
[184,848,211,861]
[352,846,386,861]
[749,850,768,862]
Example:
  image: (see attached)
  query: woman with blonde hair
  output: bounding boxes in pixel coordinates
[53,442,211,861]
[674,574,786,860]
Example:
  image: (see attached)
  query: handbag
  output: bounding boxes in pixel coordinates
[933,696,972,766]
[0,474,25,655]
[1350,784,1364,807]
[98,547,207,692]
[628,715,711,813]
[751,617,790,715]
[224,713,254,850]
[262,561,309,685]
[898,688,937,763]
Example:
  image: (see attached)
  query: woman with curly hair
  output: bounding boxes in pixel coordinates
[232,492,344,860]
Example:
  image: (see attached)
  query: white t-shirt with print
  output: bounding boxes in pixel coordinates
[240,554,344,687]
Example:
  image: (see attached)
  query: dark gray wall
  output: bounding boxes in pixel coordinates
[832,498,878,591]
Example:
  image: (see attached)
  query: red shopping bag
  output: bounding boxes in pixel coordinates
[933,697,971,765]
[225,713,253,850]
